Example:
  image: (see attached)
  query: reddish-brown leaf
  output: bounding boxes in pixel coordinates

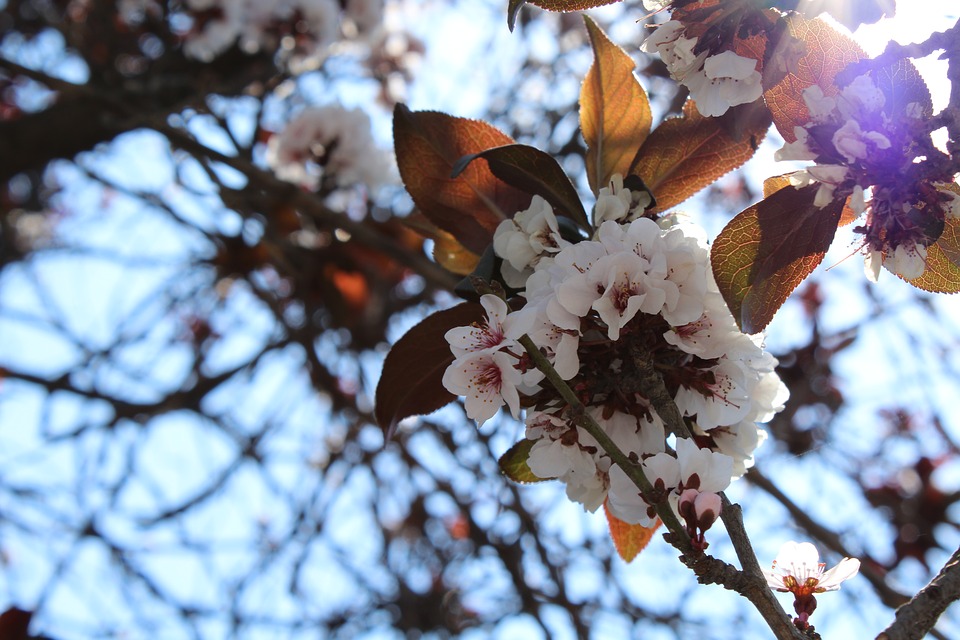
[581,15,652,196]
[375,302,485,439]
[764,174,859,226]
[764,16,865,142]
[452,144,589,230]
[629,100,770,213]
[0,608,31,640]
[604,501,660,562]
[499,438,554,483]
[393,105,531,255]
[712,184,844,333]
[906,216,960,294]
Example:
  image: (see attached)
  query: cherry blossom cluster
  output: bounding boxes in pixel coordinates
[265,103,395,192]
[641,19,762,117]
[442,176,788,534]
[775,74,960,281]
[176,0,383,62]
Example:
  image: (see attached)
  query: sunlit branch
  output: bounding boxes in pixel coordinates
[878,546,960,640]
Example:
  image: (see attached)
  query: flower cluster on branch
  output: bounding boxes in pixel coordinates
[442,177,787,537]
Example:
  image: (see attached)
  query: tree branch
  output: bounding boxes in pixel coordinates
[877,546,960,640]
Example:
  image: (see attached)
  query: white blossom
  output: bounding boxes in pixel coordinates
[606,465,656,526]
[527,437,606,512]
[884,241,927,280]
[764,541,860,594]
[691,50,763,117]
[831,119,890,164]
[775,127,817,162]
[593,174,651,226]
[789,164,849,208]
[493,195,570,288]
[445,294,525,358]
[266,104,395,191]
[442,350,521,427]
[675,437,733,494]
[642,23,762,117]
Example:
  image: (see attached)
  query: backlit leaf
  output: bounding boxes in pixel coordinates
[452,144,589,231]
[764,16,865,142]
[712,184,844,333]
[393,105,531,255]
[581,15,652,196]
[871,58,933,119]
[906,216,960,294]
[403,213,482,275]
[764,174,859,226]
[508,0,620,30]
[375,302,485,440]
[527,0,619,10]
[604,501,660,562]
[499,439,553,483]
[630,100,770,213]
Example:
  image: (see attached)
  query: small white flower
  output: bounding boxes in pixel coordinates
[789,165,848,208]
[831,119,890,164]
[864,249,883,282]
[692,50,763,117]
[593,174,651,226]
[591,252,668,340]
[642,21,704,83]
[850,185,866,217]
[527,438,606,512]
[884,242,927,280]
[442,350,521,426]
[775,127,818,162]
[705,420,766,478]
[266,104,395,191]
[445,294,515,357]
[674,437,733,494]
[838,75,885,119]
[763,541,860,595]
[801,85,837,122]
[938,184,960,218]
[675,360,752,430]
[642,451,681,491]
[493,195,570,288]
[606,464,657,526]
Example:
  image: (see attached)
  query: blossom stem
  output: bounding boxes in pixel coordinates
[516,334,692,551]
[630,347,804,639]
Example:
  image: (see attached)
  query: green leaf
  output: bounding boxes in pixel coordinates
[498,438,553,483]
[393,104,532,255]
[452,143,589,231]
[375,302,485,440]
[629,100,770,213]
[580,15,652,196]
[711,184,844,333]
